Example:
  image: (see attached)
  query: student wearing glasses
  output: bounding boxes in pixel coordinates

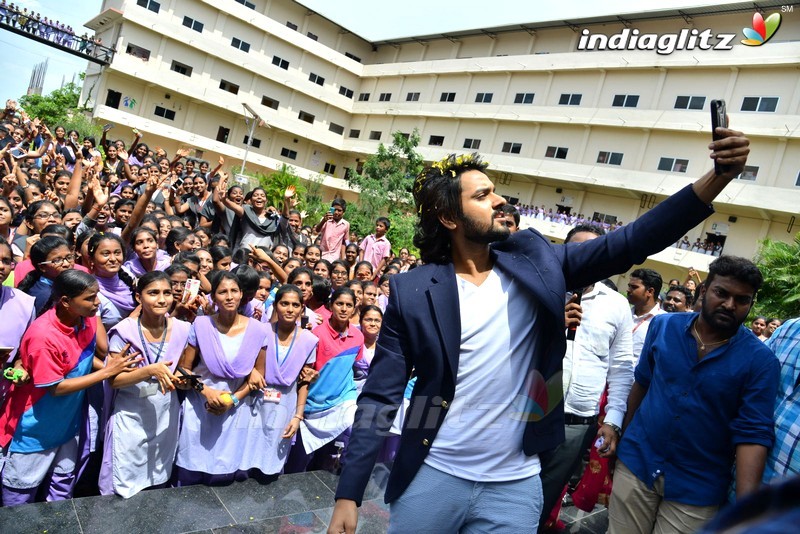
[17,236,75,315]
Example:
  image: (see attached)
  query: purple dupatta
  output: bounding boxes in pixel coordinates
[193,316,266,379]
[96,274,136,316]
[108,317,191,373]
[263,325,318,387]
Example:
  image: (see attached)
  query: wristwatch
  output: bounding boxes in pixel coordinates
[604,422,621,434]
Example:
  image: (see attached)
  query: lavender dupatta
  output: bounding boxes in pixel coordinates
[96,274,136,316]
[122,250,172,278]
[194,316,266,379]
[108,317,191,373]
[264,325,318,387]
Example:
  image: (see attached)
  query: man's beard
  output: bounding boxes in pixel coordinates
[700,299,741,336]
[462,210,510,244]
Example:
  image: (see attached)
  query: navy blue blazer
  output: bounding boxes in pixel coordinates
[336,184,713,505]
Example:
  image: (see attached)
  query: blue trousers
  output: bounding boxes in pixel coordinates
[388,463,543,533]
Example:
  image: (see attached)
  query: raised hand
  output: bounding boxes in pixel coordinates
[106,342,143,376]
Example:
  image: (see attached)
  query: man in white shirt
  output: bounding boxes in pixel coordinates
[539,224,635,527]
[628,268,667,361]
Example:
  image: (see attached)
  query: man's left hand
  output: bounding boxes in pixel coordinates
[709,127,750,180]
[596,423,620,458]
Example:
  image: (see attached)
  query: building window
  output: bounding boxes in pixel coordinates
[106,89,122,109]
[307,32,318,41]
[514,93,535,104]
[612,94,640,108]
[243,135,261,149]
[219,80,239,95]
[136,0,160,13]
[329,123,344,135]
[379,93,392,102]
[309,73,325,86]
[795,171,800,187]
[674,95,705,110]
[358,93,370,101]
[558,93,582,106]
[182,16,203,33]
[545,146,568,159]
[349,129,360,138]
[339,86,354,99]
[272,56,289,70]
[463,138,481,150]
[323,162,336,175]
[597,151,624,165]
[286,21,298,31]
[502,142,522,154]
[261,95,279,110]
[475,92,493,103]
[216,126,230,143]
[298,111,315,124]
[658,157,689,173]
[345,52,362,63]
[398,133,410,140]
[406,92,420,102]
[125,43,150,61]
[369,131,382,141]
[170,60,192,76]
[280,148,297,160]
[154,106,175,120]
[231,37,250,53]
[234,0,256,8]
[429,135,445,146]
[741,96,779,112]
[440,92,456,102]
[736,166,759,181]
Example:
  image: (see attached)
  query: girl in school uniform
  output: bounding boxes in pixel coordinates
[259,284,318,474]
[0,270,137,505]
[174,271,270,485]
[99,271,191,498]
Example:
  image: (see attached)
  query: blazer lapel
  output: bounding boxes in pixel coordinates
[426,263,461,380]
[494,249,564,319]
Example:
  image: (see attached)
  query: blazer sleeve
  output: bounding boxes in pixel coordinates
[335,275,411,505]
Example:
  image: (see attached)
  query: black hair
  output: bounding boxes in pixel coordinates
[83,136,96,148]
[231,247,252,266]
[413,153,488,264]
[25,199,59,228]
[565,224,605,243]
[706,255,764,294]
[210,245,233,266]
[667,285,694,305]
[41,223,73,245]
[331,260,350,275]
[275,283,303,305]
[194,226,213,242]
[292,244,306,256]
[18,236,71,293]
[113,198,135,212]
[345,279,364,292]
[378,273,391,286]
[165,227,192,255]
[129,226,158,249]
[314,259,332,277]
[136,270,172,294]
[174,251,200,269]
[498,204,520,227]
[87,233,137,299]
[360,304,383,322]
[376,216,391,230]
[287,266,314,285]
[330,286,355,305]
[311,274,331,304]
[209,270,240,295]
[630,268,663,296]
[355,261,374,276]
[165,263,192,278]
[47,270,98,314]
[305,244,321,255]
[232,264,260,299]
[331,198,347,211]
[209,234,230,248]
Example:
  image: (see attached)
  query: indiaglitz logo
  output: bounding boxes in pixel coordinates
[741,12,782,46]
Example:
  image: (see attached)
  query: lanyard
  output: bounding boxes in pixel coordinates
[137,317,168,364]
[274,325,298,367]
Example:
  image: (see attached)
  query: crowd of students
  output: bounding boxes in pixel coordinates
[0,109,420,505]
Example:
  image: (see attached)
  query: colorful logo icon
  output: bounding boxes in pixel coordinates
[741,12,782,46]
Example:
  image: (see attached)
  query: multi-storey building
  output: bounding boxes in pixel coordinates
[82,0,800,285]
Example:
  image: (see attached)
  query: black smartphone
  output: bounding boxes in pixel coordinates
[710,99,728,175]
[301,316,309,329]
[81,146,91,159]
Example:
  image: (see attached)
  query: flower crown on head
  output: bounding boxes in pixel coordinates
[429,153,487,178]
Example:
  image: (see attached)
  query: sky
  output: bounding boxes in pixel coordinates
[0,0,736,104]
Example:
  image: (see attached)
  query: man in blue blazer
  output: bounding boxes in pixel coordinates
[328,128,751,533]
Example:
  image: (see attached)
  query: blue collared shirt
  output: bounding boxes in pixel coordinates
[618,312,779,506]
[763,318,800,483]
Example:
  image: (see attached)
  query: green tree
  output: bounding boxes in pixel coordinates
[346,129,425,252]
[18,82,100,138]
[752,233,800,320]
[256,164,307,209]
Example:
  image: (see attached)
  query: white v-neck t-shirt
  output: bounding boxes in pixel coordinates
[424,266,542,481]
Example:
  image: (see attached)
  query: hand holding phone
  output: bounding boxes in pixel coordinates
[710,99,729,175]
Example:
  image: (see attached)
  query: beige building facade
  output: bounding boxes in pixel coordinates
[81,0,800,285]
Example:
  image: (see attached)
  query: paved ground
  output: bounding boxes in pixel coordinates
[0,465,608,533]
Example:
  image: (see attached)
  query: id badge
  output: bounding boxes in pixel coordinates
[263,388,281,404]
[140,382,159,398]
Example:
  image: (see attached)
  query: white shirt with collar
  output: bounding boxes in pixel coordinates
[631,302,667,362]
[563,283,634,429]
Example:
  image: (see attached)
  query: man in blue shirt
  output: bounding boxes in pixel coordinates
[609,256,780,534]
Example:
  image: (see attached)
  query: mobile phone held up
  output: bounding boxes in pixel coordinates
[9,147,26,159]
[710,99,729,175]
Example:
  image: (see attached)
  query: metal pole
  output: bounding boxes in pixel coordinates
[241,117,256,176]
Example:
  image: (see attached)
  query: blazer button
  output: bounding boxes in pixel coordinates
[422,439,430,446]
[441,400,449,409]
